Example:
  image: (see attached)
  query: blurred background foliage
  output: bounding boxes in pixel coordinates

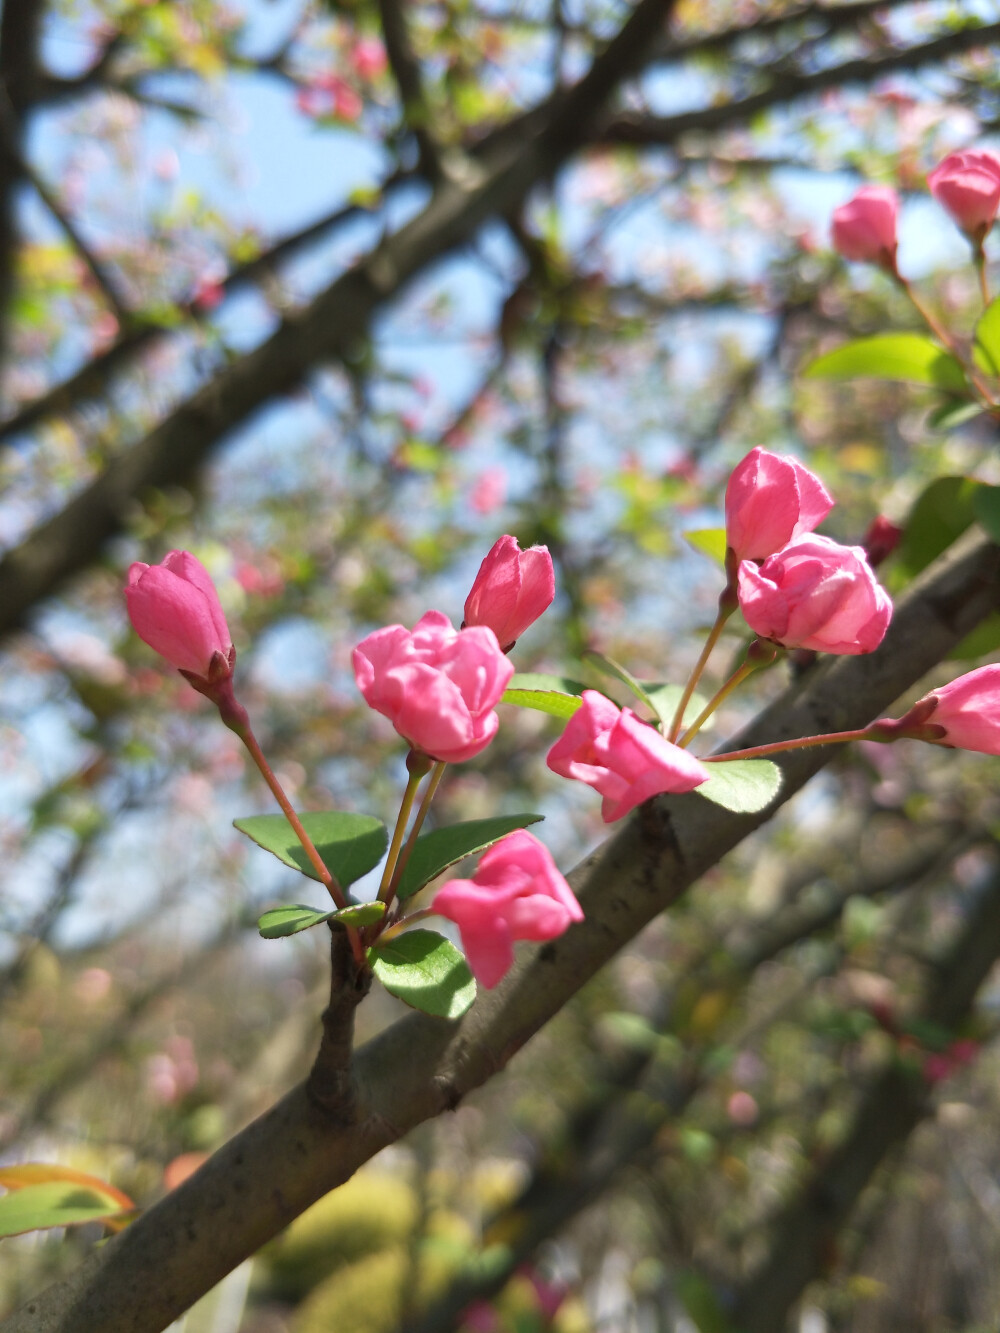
[4,0,1000,1329]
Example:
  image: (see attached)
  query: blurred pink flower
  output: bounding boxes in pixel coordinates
[831,185,899,266]
[738,535,891,654]
[725,447,833,562]
[469,468,506,516]
[433,830,582,988]
[353,610,512,762]
[547,690,709,822]
[351,36,388,80]
[928,149,1000,239]
[463,535,554,649]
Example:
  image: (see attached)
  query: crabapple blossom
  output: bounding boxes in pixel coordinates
[737,535,891,655]
[831,186,899,266]
[928,149,1000,239]
[463,535,555,649]
[125,551,233,679]
[546,690,709,822]
[433,830,583,988]
[725,447,834,562]
[353,610,513,762]
[912,664,1000,754]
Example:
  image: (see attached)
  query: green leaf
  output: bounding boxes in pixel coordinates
[0,1182,130,1238]
[974,294,1000,375]
[804,334,969,393]
[396,814,544,901]
[501,673,587,719]
[948,611,1000,661]
[926,399,985,431]
[233,812,387,887]
[674,1272,736,1333]
[257,900,386,938]
[973,485,1000,544]
[696,759,782,814]
[370,930,477,1017]
[582,650,659,716]
[642,682,712,733]
[683,527,728,565]
[896,476,983,578]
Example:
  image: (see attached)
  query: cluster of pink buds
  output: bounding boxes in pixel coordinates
[832,147,1000,270]
[725,448,891,654]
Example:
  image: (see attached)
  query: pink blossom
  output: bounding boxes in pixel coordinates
[469,468,506,516]
[463,535,555,649]
[916,664,1000,754]
[862,514,903,568]
[928,149,1000,239]
[351,36,388,80]
[737,535,892,655]
[433,830,583,988]
[352,610,513,762]
[725,447,834,562]
[831,186,899,265]
[125,550,233,678]
[546,690,709,822]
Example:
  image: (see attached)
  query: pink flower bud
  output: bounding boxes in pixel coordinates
[725,448,834,562]
[463,535,555,649]
[915,664,1000,754]
[352,610,513,763]
[928,149,1000,240]
[351,36,388,80]
[861,514,903,569]
[737,535,892,655]
[433,829,583,988]
[831,186,899,266]
[125,551,233,678]
[546,690,709,822]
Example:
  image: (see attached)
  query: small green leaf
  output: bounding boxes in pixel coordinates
[396,814,544,901]
[897,476,984,578]
[370,929,477,1017]
[696,759,782,814]
[674,1271,736,1333]
[683,527,728,565]
[501,674,587,719]
[0,1182,130,1238]
[927,399,985,431]
[501,688,584,719]
[233,812,388,887]
[582,650,659,715]
[973,485,1000,545]
[642,682,712,733]
[974,294,1000,375]
[257,900,386,938]
[805,334,969,393]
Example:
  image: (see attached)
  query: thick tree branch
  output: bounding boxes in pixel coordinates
[5,529,999,1333]
[377,0,443,179]
[600,18,1000,148]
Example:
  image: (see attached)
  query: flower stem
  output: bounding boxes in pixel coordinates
[895,273,999,409]
[377,906,435,945]
[668,599,735,743]
[378,766,426,905]
[976,246,991,307]
[707,726,880,763]
[388,760,446,899]
[677,640,777,749]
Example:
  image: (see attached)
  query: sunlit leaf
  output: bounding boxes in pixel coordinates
[696,760,782,814]
[683,528,728,565]
[805,334,968,392]
[257,900,386,938]
[233,812,388,888]
[369,930,477,1017]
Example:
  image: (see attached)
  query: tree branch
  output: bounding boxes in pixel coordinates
[4,528,999,1333]
[377,0,443,179]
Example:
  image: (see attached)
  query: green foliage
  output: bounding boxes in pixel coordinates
[396,815,544,900]
[257,900,386,938]
[370,930,477,1017]
[805,333,969,393]
[0,1182,130,1238]
[683,528,728,565]
[696,760,782,814]
[233,812,388,887]
[501,673,587,719]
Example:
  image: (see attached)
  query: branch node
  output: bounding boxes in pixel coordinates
[306,928,371,1125]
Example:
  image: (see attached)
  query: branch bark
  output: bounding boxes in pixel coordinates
[4,528,999,1333]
